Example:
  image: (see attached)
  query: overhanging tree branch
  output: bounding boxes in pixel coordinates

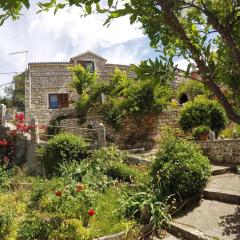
[157,0,240,123]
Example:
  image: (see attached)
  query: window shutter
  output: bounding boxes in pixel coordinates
[59,94,69,108]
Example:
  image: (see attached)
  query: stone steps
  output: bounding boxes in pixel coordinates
[168,200,240,240]
[166,169,240,239]
[169,221,214,240]
[203,187,240,204]
[211,164,237,175]
[203,173,240,204]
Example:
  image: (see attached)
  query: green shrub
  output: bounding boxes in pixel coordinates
[69,65,172,129]
[84,145,126,174]
[17,217,52,240]
[59,146,127,191]
[107,162,142,183]
[43,133,89,174]
[151,137,211,198]
[220,124,240,139]
[0,165,11,192]
[179,96,227,134]
[101,97,126,130]
[177,79,207,100]
[49,219,91,240]
[0,213,13,239]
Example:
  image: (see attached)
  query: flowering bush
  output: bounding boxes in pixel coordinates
[0,112,35,166]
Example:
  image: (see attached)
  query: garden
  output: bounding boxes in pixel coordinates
[0,123,212,239]
[0,62,235,240]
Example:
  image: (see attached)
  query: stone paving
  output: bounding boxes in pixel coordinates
[172,200,239,240]
[166,165,240,240]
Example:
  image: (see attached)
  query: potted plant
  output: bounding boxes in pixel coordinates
[193,126,210,141]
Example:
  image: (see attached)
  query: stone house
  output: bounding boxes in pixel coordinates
[25,51,136,124]
[25,50,187,125]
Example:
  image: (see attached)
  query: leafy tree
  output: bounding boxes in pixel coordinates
[4,72,25,111]
[2,1,240,122]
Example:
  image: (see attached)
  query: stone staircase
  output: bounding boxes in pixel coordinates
[164,165,240,240]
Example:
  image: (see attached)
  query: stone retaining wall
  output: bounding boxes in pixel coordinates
[58,109,181,150]
[198,139,240,164]
[60,118,98,140]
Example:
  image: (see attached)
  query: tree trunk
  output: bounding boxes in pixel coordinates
[157,0,240,124]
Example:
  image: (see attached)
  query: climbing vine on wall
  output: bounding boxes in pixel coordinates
[69,64,174,129]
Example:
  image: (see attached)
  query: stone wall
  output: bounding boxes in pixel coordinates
[198,139,240,164]
[115,110,181,149]
[58,109,181,150]
[59,118,98,143]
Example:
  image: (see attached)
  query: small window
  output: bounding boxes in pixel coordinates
[49,93,69,109]
[78,60,95,72]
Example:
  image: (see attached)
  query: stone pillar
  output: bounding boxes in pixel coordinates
[30,117,40,144]
[0,104,6,126]
[97,123,106,148]
[24,117,43,175]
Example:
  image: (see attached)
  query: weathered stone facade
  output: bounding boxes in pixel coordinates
[25,51,135,124]
[198,139,240,164]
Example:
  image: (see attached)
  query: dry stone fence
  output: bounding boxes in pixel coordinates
[198,139,240,164]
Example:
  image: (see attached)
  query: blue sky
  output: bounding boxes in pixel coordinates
[0,2,187,95]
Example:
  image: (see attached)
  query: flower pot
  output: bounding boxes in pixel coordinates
[199,132,209,141]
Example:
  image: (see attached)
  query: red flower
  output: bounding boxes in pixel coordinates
[0,139,9,146]
[55,191,62,197]
[76,184,84,192]
[88,209,95,217]
[9,130,17,137]
[15,113,24,122]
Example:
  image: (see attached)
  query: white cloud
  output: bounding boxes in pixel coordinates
[0,2,157,96]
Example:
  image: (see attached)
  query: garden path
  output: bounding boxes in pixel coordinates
[168,165,240,240]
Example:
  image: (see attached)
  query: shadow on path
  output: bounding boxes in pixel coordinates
[219,206,240,240]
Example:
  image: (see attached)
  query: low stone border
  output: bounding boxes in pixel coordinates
[169,221,214,240]
[127,155,152,165]
[93,231,126,240]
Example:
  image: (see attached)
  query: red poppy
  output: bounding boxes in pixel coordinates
[55,191,62,197]
[88,209,95,216]
[76,184,84,192]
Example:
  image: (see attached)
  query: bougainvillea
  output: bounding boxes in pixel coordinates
[0,112,36,166]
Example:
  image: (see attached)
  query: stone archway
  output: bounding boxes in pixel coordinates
[179,93,189,104]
